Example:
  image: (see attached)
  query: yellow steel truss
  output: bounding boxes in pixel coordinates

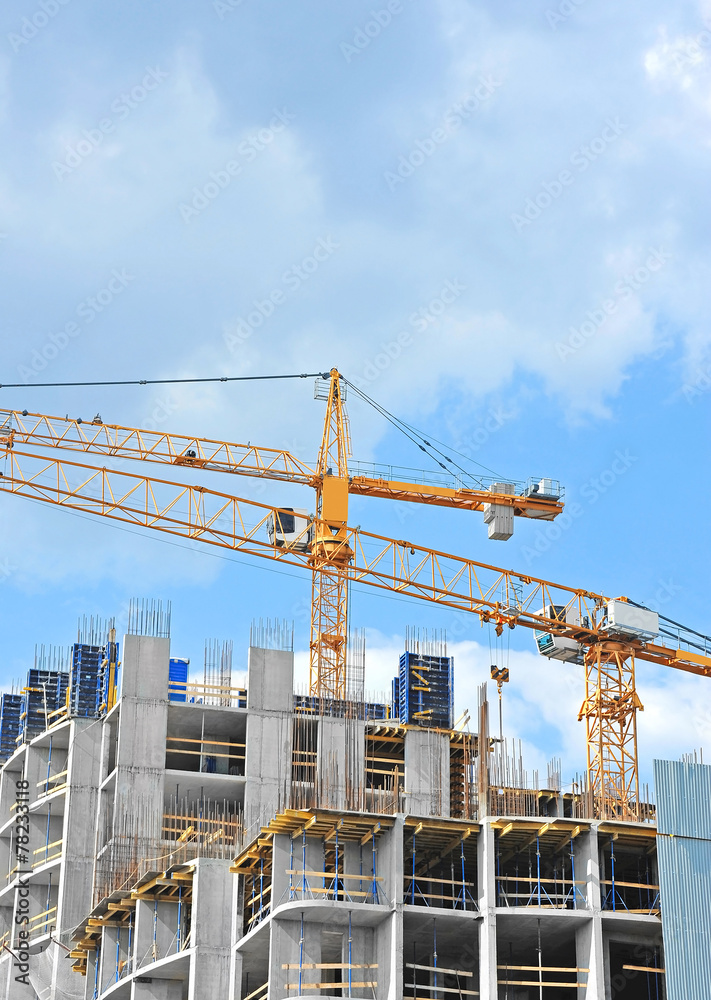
[579,642,643,821]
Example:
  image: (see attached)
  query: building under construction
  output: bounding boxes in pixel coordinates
[0,374,709,999]
[0,605,707,1000]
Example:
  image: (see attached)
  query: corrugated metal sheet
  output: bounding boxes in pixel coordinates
[654,759,711,1000]
[655,758,711,839]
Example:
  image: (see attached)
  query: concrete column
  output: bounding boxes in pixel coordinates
[271,832,293,908]
[114,636,170,849]
[379,909,400,1000]
[478,820,497,1000]
[577,824,605,998]
[57,719,103,929]
[134,898,157,971]
[246,648,293,714]
[578,824,602,911]
[404,729,450,817]
[317,716,365,812]
[383,816,404,998]
[98,926,117,995]
[188,859,233,1000]
[244,648,293,833]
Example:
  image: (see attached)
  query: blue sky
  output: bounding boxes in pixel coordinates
[1,0,710,786]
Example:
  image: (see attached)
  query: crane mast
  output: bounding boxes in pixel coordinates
[310,370,352,700]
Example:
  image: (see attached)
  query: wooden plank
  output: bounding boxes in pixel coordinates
[497,982,585,988]
[285,870,382,881]
[282,963,378,970]
[406,962,473,977]
[498,966,589,973]
[600,879,659,890]
[285,983,377,990]
[404,985,478,996]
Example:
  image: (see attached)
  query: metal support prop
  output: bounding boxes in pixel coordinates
[348,910,353,998]
[411,830,416,905]
[177,885,182,952]
[45,872,52,935]
[127,913,133,975]
[298,912,304,995]
[152,898,158,961]
[93,942,100,1000]
[371,829,378,903]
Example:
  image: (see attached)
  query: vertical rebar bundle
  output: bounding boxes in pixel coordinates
[127,598,171,638]
[77,615,115,647]
[33,644,72,673]
[405,626,447,658]
[249,617,294,651]
[346,628,365,704]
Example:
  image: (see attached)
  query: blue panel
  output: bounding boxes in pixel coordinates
[399,651,453,728]
[169,658,189,702]
[70,644,103,718]
[0,694,22,760]
[21,668,70,739]
[654,758,711,1000]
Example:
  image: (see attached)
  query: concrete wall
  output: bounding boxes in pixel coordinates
[404,728,450,817]
[113,635,170,846]
[244,647,293,832]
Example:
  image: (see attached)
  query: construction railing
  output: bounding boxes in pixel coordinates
[404,962,479,997]
[33,838,63,868]
[286,866,387,905]
[601,876,660,915]
[283,963,379,994]
[243,982,268,1000]
[165,735,245,774]
[36,769,68,798]
[404,873,478,911]
[497,964,588,992]
[27,906,57,941]
[167,679,247,708]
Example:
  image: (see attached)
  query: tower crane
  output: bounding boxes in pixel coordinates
[0,368,708,822]
[0,370,562,702]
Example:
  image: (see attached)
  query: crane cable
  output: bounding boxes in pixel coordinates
[341,376,511,486]
[0,372,330,389]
